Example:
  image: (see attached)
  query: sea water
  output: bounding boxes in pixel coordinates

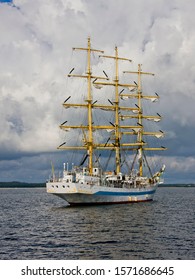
[0,186,194,259]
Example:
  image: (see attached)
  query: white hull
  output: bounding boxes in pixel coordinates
[46,181,158,206]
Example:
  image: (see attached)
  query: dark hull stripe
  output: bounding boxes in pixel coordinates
[95,190,156,196]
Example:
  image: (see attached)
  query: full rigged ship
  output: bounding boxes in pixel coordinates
[46,38,166,206]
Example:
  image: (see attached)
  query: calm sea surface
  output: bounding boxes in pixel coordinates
[0,186,194,260]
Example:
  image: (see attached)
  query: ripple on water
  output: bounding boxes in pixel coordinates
[0,187,194,259]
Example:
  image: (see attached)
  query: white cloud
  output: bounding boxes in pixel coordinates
[0,0,195,182]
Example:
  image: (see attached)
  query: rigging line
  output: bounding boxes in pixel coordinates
[79,153,89,166]
[143,145,154,172]
[69,126,83,166]
[143,124,163,173]
[121,150,131,173]
[130,150,139,174]
[65,48,74,86]
[143,150,153,177]
[94,151,103,169]
[59,51,75,143]
[104,150,114,171]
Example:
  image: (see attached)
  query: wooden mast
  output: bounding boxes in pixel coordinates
[86,37,93,175]
[123,64,166,176]
[63,37,105,175]
[94,47,136,174]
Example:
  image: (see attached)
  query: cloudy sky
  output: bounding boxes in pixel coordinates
[0,0,195,183]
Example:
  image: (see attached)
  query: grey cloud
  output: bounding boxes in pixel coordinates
[1,0,195,182]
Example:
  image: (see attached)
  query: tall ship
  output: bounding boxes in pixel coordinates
[46,38,166,206]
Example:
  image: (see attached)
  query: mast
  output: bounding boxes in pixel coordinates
[114,47,121,174]
[123,64,166,176]
[86,37,93,175]
[60,37,105,175]
[137,64,152,176]
[93,47,135,174]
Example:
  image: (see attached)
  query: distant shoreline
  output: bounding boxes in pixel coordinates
[160,184,195,187]
[0,182,45,188]
[0,182,195,188]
